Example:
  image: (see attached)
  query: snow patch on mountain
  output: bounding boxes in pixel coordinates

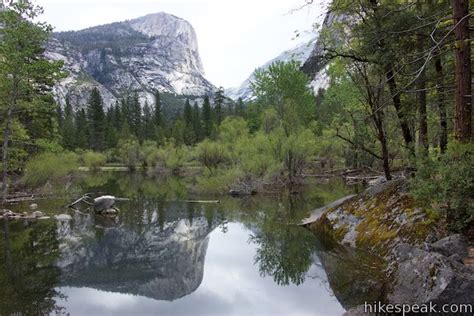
[226,40,317,101]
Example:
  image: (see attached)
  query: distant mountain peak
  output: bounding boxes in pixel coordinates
[47,12,213,109]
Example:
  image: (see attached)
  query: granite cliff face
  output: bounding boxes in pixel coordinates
[225,39,318,101]
[56,208,216,301]
[46,12,215,109]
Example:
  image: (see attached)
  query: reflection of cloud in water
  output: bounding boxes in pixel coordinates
[55,223,345,316]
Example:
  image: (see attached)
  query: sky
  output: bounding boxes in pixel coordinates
[35,0,328,88]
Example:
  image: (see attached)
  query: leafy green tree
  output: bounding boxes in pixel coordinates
[251,61,316,185]
[171,119,186,145]
[252,61,314,136]
[0,1,64,202]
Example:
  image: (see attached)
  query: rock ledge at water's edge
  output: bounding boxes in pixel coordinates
[301,180,474,313]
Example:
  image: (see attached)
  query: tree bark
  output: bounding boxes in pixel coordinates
[416,1,428,154]
[1,107,13,205]
[435,55,448,153]
[452,0,472,142]
[386,66,415,153]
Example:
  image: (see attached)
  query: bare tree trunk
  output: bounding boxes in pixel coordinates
[1,107,13,205]
[385,66,415,154]
[452,0,472,142]
[417,0,428,153]
[435,55,448,153]
[375,115,392,181]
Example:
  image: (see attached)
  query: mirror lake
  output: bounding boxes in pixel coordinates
[0,173,387,316]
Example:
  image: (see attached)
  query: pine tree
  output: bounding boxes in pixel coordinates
[153,90,164,144]
[214,87,225,125]
[183,99,195,145]
[130,92,142,139]
[0,1,64,202]
[236,97,245,117]
[202,96,213,138]
[142,101,154,141]
[61,97,76,149]
[75,109,88,149]
[192,102,202,142]
[105,107,118,148]
[86,88,106,150]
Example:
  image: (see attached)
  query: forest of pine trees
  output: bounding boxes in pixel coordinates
[57,87,241,151]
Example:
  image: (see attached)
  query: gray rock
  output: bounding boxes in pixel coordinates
[300,194,356,226]
[46,12,215,110]
[100,208,118,215]
[55,214,72,222]
[32,211,44,218]
[429,234,468,258]
[94,195,116,212]
[29,203,38,210]
[343,305,371,316]
[388,243,474,304]
[367,176,386,187]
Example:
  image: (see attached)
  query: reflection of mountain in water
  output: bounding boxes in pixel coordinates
[56,204,217,301]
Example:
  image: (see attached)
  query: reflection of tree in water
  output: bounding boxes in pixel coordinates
[249,194,318,286]
[251,225,316,286]
[0,220,64,315]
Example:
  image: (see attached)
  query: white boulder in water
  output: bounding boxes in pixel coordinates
[94,195,116,212]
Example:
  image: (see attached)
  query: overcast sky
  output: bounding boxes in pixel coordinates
[35,0,328,88]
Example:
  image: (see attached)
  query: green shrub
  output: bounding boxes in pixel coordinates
[196,167,243,194]
[83,151,106,171]
[196,140,230,171]
[411,143,474,232]
[117,138,143,171]
[22,152,79,187]
[145,142,189,174]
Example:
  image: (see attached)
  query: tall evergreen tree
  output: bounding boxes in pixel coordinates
[75,109,88,149]
[153,90,164,143]
[183,99,195,145]
[61,97,76,150]
[0,1,64,202]
[105,107,118,148]
[214,87,225,125]
[236,98,245,117]
[202,96,213,138]
[129,92,142,139]
[142,101,154,141]
[192,102,202,142]
[86,88,106,150]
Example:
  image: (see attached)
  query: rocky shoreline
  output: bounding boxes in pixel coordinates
[301,180,474,313]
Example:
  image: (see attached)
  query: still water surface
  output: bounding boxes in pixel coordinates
[0,174,386,316]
